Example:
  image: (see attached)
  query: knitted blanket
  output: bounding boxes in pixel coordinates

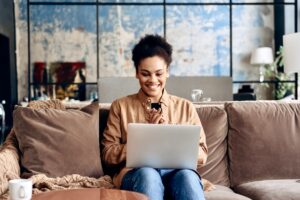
[0,131,20,200]
[31,174,113,194]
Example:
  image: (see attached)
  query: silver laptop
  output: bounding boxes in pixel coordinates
[126,123,201,170]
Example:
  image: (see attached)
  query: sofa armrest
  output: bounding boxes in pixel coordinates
[0,130,21,196]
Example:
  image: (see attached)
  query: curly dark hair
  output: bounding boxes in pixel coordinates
[132,34,172,72]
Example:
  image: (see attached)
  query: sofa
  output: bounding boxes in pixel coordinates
[0,100,300,200]
[194,101,300,200]
[99,101,300,200]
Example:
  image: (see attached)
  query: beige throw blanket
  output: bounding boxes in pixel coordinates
[31,174,114,194]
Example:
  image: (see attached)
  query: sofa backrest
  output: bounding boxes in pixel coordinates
[226,101,300,187]
[196,104,230,187]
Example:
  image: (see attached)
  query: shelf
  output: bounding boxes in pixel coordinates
[30,82,97,85]
[233,80,296,84]
[233,72,298,100]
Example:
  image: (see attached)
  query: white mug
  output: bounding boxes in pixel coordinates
[9,179,32,200]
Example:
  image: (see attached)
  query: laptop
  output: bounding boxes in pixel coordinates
[126,123,201,170]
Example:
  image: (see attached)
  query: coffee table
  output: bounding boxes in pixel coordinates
[32,188,148,200]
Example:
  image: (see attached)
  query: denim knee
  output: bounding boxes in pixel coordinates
[121,167,164,200]
[173,169,203,187]
[132,167,163,188]
[167,169,205,200]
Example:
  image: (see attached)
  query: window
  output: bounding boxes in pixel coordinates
[18,0,297,100]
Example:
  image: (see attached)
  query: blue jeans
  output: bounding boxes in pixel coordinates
[120,167,205,200]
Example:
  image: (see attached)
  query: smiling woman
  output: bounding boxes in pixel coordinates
[132,35,172,103]
[101,34,208,200]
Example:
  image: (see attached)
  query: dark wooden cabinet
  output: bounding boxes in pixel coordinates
[0,0,18,141]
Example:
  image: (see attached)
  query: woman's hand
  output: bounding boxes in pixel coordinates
[148,108,165,124]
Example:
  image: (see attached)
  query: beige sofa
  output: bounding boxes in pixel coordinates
[99,101,300,200]
[1,101,300,200]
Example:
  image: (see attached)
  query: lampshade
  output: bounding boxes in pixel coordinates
[250,47,274,65]
[283,32,300,73]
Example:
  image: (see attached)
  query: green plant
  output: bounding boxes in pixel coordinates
[264,46,294,100]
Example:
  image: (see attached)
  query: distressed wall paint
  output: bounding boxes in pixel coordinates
[232,5,274,81]
[167,5,230,76]
[16,2,98,100]
[99,5,164,77]
[15,0,281,101]
[15,0,28,102]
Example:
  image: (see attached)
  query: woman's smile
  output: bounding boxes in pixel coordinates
[146,83,160,90]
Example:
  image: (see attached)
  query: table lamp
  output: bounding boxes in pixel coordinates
[283,32,300,99]
[250,47,274,82]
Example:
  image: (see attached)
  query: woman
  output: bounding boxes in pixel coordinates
[102,34,208,200]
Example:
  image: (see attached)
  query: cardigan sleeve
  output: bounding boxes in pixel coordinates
[101,100,127,166]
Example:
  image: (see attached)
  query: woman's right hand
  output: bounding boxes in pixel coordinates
[148,108,165,124]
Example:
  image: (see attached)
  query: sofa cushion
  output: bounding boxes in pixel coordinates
[196,105,230,187]
[234,179,300,200]
[205,185,251,200]
[13,102,103,178]
[226,101,300,187]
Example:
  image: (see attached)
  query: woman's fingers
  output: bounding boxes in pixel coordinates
[151,113,165,124]
[148,108,164,124]
[158,116,165,124]
[152,113,161,124]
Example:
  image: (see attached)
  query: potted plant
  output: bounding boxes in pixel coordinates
[264,46,295,100]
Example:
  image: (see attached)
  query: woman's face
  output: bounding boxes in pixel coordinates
[136,56,169,102]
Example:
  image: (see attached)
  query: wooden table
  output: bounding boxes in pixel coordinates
[32,188,148,200]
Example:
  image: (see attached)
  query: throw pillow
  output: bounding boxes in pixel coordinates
[13,102,103,178]
[226,101,300,187]
[196,105,230,187]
